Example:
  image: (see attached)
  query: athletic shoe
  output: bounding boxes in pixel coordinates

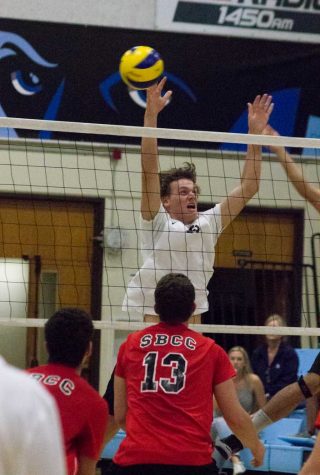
[233,460,246,475]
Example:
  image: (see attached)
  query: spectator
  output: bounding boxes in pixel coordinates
[214,346,266,475]
[251,314,298,399]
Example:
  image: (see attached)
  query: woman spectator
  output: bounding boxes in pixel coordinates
[251,314,298,400]
[214,346,266,475]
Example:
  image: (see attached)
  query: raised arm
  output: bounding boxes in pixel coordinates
[220,94,274,229]
[263,125,320,212]
[141,77,172,221]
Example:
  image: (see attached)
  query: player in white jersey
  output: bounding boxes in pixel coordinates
[123,77,274,322]
[0,356,66,475]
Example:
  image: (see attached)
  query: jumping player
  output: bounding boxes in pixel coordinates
[122,78,274,323]
[109,273,265,475]
[28,308,108,475]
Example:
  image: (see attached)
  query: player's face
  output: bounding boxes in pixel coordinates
[229,350,245,373]
[163,178,198,224]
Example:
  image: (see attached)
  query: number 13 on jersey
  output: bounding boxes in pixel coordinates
[141,351,187,394]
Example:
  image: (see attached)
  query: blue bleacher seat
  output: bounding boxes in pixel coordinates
[295,348,319,376]
[101,430,125,459]
[260,417,303,444]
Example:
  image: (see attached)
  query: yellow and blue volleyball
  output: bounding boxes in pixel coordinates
[119,46,164,90]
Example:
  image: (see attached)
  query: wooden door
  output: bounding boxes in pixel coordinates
[215,207,302,268]
[0,197,101,370]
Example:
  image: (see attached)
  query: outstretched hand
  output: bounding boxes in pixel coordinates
[248,94,274,135]
[145,77,172,118]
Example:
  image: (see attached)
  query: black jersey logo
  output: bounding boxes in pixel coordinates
[186,224,200,233]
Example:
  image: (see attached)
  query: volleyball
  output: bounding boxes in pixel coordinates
[119,46,164,90]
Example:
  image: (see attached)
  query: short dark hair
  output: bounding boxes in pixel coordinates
[160,162,199,198]
[45,308,94,367]
[154,273,195,324]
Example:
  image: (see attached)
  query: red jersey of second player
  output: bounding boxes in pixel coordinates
[114,322,235,466]
[28,363,108,475]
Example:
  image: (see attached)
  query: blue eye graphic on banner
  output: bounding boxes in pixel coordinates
[0,18,320,150]
[99,71,196,112]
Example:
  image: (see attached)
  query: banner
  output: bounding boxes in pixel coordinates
[1,18,320,150]
[156,0,320,43]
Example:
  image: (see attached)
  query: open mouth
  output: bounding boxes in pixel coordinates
[187,204,196,209]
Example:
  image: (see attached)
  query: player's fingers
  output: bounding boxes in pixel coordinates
[157,76,167,90]
[162,90,173,104]
[263,95,273,110]
[252,95,261,107]
[266,102,274,115]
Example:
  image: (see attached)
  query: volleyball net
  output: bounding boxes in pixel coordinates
[0,116,320,371]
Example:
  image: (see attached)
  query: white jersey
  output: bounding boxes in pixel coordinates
[123,203,222,320]
[0,357,66,475]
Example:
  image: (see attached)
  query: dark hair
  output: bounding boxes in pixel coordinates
[154,273,195,324]
[45,308,94,367]
[160,162,199,198]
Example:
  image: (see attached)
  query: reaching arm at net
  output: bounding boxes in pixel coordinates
[220,94,274,229]
[263,124,320,212]
[141,77,172,220]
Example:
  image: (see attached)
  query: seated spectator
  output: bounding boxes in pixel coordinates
[251,314,298,399]
[214,346,266,475]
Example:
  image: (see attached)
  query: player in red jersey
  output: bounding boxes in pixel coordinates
[107,273,264,475]
[28,308,108,475]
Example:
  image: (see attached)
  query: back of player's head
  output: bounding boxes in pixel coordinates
[160,162,199,198]
[154,273,195,324]
[45,307,94,367]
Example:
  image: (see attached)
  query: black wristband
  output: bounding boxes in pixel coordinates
[298,375,313,399]
[309,353,320,376]
[221,434,244,454]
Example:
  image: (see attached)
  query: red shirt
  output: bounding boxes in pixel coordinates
[28,363,108,475]
[114,322,235,466]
